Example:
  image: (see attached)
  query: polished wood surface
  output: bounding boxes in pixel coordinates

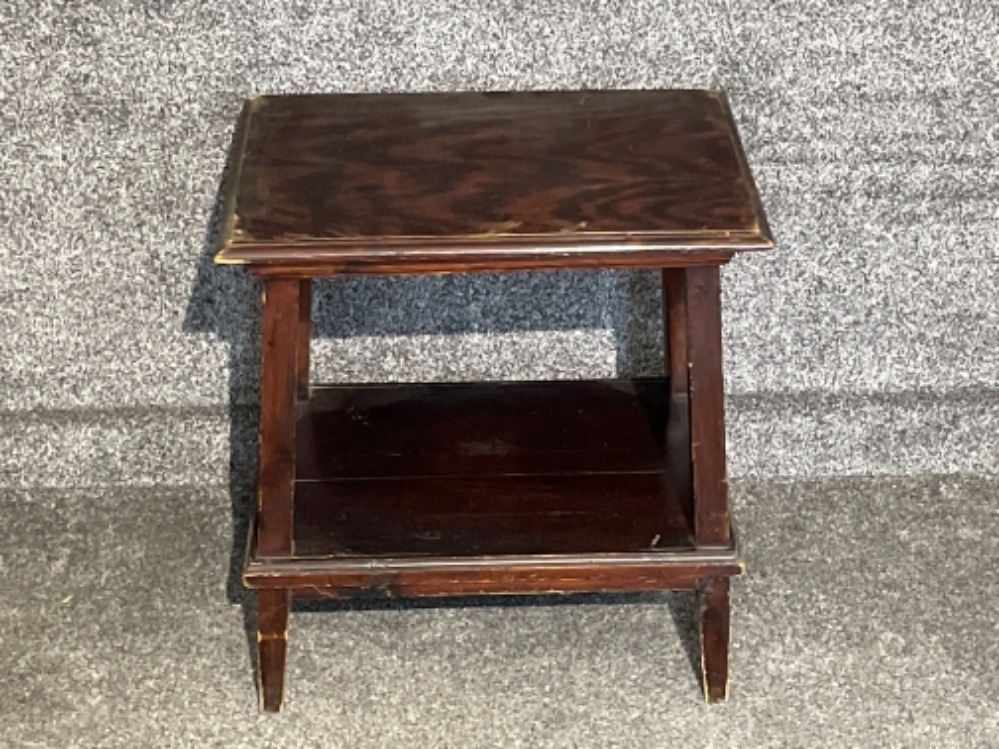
[215,90,773,271]
[241,249,737,277]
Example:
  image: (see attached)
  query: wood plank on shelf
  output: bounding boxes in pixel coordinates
[292,472,690,558]
[296,378,670,480]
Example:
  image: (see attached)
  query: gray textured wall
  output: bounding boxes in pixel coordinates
[2,1,996,487]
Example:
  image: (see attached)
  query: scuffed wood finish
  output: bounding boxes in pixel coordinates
[699,576,731,702]
[246,552,742,597]
[215,90,773,272]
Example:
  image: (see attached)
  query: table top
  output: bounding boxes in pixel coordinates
[214,90,773,273]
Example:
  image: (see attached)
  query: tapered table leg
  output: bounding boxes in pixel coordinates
[257,589,290,712]
[254,277,300,711]
[699,576,730,702]
[666,265,736,701]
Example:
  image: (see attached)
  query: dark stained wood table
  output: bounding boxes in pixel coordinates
[214,90,774,712]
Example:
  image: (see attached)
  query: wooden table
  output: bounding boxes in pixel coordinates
[214,90,774,712]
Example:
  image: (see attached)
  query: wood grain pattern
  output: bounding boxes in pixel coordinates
[215,90,773,271]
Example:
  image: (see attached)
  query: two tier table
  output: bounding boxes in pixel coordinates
[214,90,774,712]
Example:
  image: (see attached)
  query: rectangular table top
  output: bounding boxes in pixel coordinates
[214,90,773,273]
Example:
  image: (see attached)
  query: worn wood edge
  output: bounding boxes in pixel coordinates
[224,232,770,263]
[246,546,740,571]
[245,252,739,278]
[242,549,744,594]
[244,517,743,575]
[214,95,265,266]
[304,376,670,398]
[240,513,723,578]
[713,89,776,251]
[242,522,744,594]
[279,575,730,598]
[243,561,743,597]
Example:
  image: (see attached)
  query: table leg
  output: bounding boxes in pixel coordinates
[257,277,300,555]
[663,266,730,547]
[698,576,730,702]
[257,588,290,712]
[255,277,300,711]
[666,267,734,700]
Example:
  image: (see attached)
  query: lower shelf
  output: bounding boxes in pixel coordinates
[245,378,741,597]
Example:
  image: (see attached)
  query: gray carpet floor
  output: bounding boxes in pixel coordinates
[2,475,996,747]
